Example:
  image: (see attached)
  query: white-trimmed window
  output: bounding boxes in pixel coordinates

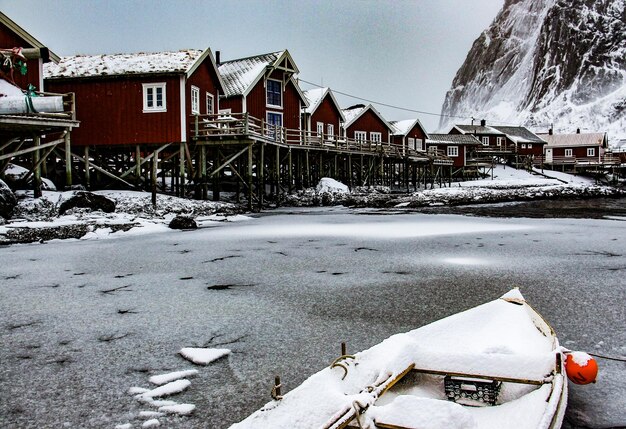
[587,147,595,157]
[191,86,200,114]
[565,149,573,157]
[143,83,166,112]
[266,112,283,139]
[327,124,334,139]
[408,137,415,150]
[417,139,424,151]
[521,144,527,149]
[370,132,382,144]
[355,131,367,142]
[497,137,504,147]
[482,136,489,146]
[428,145,437,154]
[317,122,324,137]
[527,143,532,149]
[206,92,214,115]
[266,78,283,108]
[447,146,459,157]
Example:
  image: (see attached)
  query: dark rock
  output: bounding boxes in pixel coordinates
[58,191,116,215]
[0,179,17,219]
[169,215,197,230]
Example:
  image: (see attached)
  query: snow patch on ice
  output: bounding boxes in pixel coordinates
[316,177,349,194]
[158,403,196,416]
[442,257,488,266]
[149,369,198,385]
[141,419,160,428]
[136,379,191,399]
[179,347,231,365]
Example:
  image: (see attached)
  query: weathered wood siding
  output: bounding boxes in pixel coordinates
[46,75,182,146]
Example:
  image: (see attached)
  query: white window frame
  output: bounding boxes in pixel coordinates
[206,92,214,116]
[408,137,415,150]
[316,122,324,137]
[481,136,489,146]
[370,132,382,144]
[565,149,573,157]
[190,86,200,115]
[521,144,526,149]
[417,139,424,151]
[526,143,532,149]
[266,111,283,140]
[496,137,504,147]
[427,145,437,154]
[447,146,459,157]
[142,82,167,113]
[354,131,367,142]
[327,124,334,139]
[266,78,283,109]
[587,147,595,157]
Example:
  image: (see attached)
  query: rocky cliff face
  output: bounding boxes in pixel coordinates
[440,0,626,142]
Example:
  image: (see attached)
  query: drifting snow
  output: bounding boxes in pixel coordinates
[149,369,199,386]
[136,379,191,399]
[179,348,231,365]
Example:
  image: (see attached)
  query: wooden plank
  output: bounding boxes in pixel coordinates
[0,138,63,161]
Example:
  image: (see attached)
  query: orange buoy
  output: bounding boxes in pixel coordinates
[565,352,598,385]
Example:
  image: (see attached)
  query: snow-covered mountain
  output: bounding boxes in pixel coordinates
[439,0,626,144]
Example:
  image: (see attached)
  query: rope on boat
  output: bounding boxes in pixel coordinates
[351,401,365,429]
[587,352,626,363]
[330,354,356,380]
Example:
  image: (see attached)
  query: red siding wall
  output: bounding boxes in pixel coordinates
[553,146,599,158]
[425,144,466,167]
[46,75,182,146]
[516,141,544,156]
[245,70,301,130]
[392,123,428,147]
[346,109,390,142]
[186,58,222,140]
[310,94,342,136]
[219,96,243,113]
[0,22,42,91]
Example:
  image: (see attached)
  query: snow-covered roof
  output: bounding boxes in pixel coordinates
[390,118,429,139]
[303,87,345,121]
[452,124,504,135]
[536,132,607,148]
[218,51,283,97]
[342,104,393,131]
[44,49,222,81]
[426,134,482,145]
[0,11,60,63]
[491,126,546,144]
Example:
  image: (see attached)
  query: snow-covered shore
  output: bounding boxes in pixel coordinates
[1,166,623,244]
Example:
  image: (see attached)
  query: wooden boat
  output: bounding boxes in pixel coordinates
[230,289,568,429]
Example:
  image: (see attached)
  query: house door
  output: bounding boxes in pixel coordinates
[266,112,283,140]
[545,148,553,163]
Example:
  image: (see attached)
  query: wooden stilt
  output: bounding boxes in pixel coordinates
[64,130,72,189]
[84,145,90,189]
[33,135,41,198]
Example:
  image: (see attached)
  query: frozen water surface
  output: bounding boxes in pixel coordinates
[0,206,624,428]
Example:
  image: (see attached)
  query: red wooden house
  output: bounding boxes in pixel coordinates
[341,104,393,145]
[302,87,345,141]
[44,48,224,147]
[425,134,482,167]
[536,129,607,164]
[217,50,308,136]
[449,120,508,150]
[390,118,429,153]
[0,11,59,92]
[490,126,546,157]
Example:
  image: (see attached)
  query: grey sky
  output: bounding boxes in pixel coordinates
[1,0,504,131]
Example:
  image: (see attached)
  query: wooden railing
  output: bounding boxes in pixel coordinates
[191,113,431,160]
[533,154,621,166]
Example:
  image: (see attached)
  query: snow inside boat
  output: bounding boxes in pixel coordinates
[229,289,567,429]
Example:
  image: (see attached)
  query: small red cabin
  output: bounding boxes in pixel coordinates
[341,104,393,145]
[426,134,481,167]
[0,11,58,92]
[302,87,345,140]
[536,131,607,164]
[490,126,546,157]
[391,118,429,153]
[449,121,508,150]
[217,50,307,133]
[44,48,224,146]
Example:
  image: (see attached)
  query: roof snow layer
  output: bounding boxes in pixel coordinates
[218,51,283,97]
[44,50,206,78]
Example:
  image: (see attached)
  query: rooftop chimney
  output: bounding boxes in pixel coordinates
[215,50,221,66]
[480,119,486,127]
[549,128,553,135]
[576,128,580,134]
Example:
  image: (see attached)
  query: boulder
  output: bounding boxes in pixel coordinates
[0,178,17,219]
[58,191,116,215]
[169,215,197,230]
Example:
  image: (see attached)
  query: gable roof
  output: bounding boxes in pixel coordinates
[218,50,305,103]
[0,11,59,63]
[44,48,225,90]
[490,126,546,144]
[536,132,607,148]
[390,118,430,139]
[452,124,504,135]
[341,104,393,131]
[427,133,482,145]
[303,87,345,121]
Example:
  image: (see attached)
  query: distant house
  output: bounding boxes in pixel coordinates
[217,50,308,137]
[489,126,547,157]
[302,87,345,142]
[0,11,59,91]
[390,118,429,154]
[536,129,608,164]
[341,104,393,145]
[425,134,482,167]
[44,48,224,146]
[449,120,508,150]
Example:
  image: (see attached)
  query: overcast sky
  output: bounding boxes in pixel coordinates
[1,0,504,131]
